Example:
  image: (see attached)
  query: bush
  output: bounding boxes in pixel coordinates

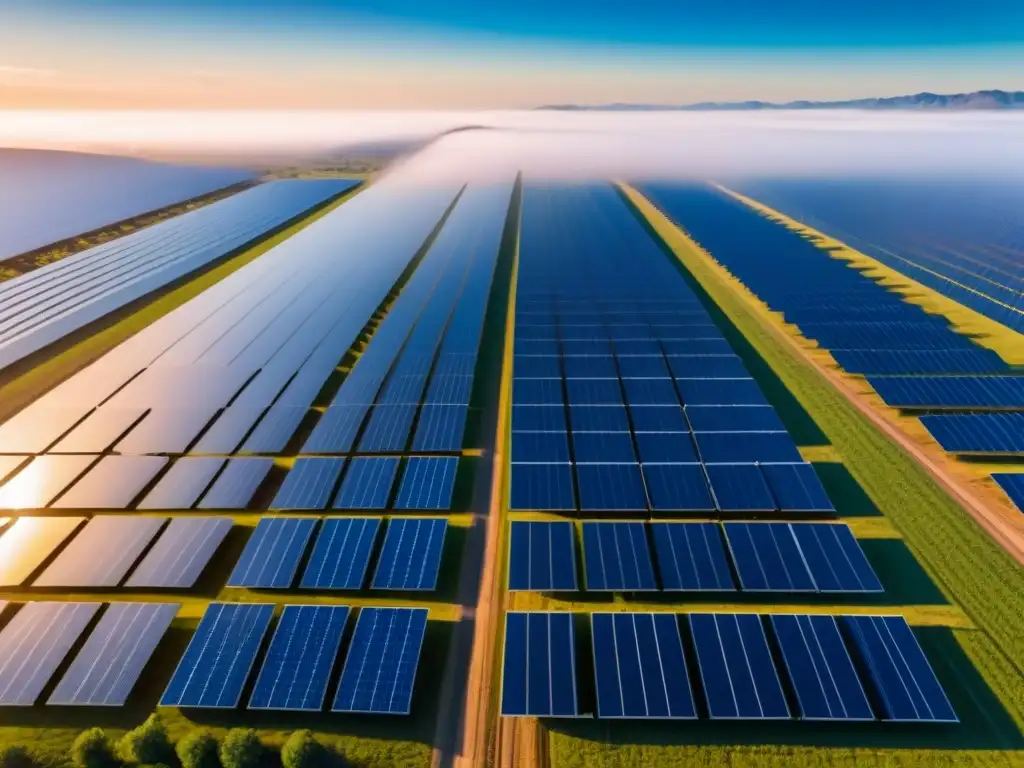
[281,732,329,768]
[1,746,35,768]
[218,730,263,768]
[175,731,220,768]
[71,729,117,768]
[119,714,173,766]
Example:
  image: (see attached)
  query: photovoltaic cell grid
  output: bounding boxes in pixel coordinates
[34,516,166,587]
[332,606,428,714]
[301,517,381,590]
[372,518,448,591]
[582,522,657,591]
[126,517,232,588]
[508,520,578,591]
[501,611,580,717]
[227,517,317,589]
[650,522,734,591]
[0,516,85,586]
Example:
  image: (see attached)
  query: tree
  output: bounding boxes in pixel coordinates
[280,732,329,768]
[119,714,173,766]
[175,731,220,768]
[218,730,263,768]
[71,729,116,768]
[0,746,35,768]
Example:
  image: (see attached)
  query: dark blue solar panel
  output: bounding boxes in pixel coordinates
[686,405,785,433]
[634,432,698,463]
[920,413,1024,454]
[510,463,576,511]
[993,473,1024,512]
[591,613,696,719]
[566,378,624,406]
[508,521,578,591]
[138,457,224,509]
[514,378,565,406]
[425,375,474,405]
[300,517,380,589]
[689,613,790,720]
[512,405,567,432]
[661,339,733,356]
[622,377,680,406]
[831,349,1006,376]
[668,355,749,379]
[248,605,349,711]
[372,518,448,591]
[160,603,274,708]
[563,356,618,378]
[512,431,571,463]
[394,457,458,510]
[677,378,768,406]
[500,612,579,717]
[572,432,638,463]
[357,405,418,452]
[843,615,957,723]
[770,614,874,721]
[790,523,883,593]
[514,356,561,378]
[760,463,835,513]
[412,405,468,452]
[332,607,428,714]
[569,405,630,432]
[869,376,1024,410]
[706,464,777,512]
[582,522,657,591]
[227,517,317,589]
[613,339,663,356]
[333,457,399,509]
[563,339,612,356]
[515,339,560,356]
[650,522,735,591]
[642,463,715,512]
[576,463,648,511]
[696,432,803,463]
[271,458,345,510]
[302,405,369,453]
[197,458,273,510]
[723,522,816,592]
[616,356,671,379]
[628,405,689,432]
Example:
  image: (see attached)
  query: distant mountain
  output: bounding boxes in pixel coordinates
[537,90,1024,112]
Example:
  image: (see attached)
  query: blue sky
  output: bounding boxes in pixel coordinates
[1,0,1022,108]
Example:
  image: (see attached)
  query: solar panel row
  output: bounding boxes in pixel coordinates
[920,413,1024,455]
[500,612,956,723]
[868,376,1024,410]
[993,474,1024,513]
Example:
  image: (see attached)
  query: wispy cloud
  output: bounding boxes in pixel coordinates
[0,64,57,78]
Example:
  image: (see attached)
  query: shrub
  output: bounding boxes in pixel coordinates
[1,746,35,768]
[281,732,329,768]
[175,731,220,768]
[119,714,173,766]
[218,730,263,768]
[71,729,116,768]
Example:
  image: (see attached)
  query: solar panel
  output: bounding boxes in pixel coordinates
[50,455,167,509]
[993,473,1024,512]
[197,458,273,509]
[920,413,1024,454]
[582,522,657,591]
[0,517,85,586]
[512,405,567,432]
[302,405,369,454]
[515,356,561,378]
[686,405,785,433]
[688,613,790,720]
[333,457,399,509]
[500,611,579,717]
[0,457,25,486]
[790,523,883,593]
[160,602,274,709]
[760,463,835,513]
[566,378,623,406]
[114,408,219,454]
[227,517,318,589]
[0,602,101,705]
[300,517,381,590]
[0,407,93,454]
[677,378,767,407]
[831,348,1006,376]
[248,605,349,711]
[508,521,578,591]
[563,356,617,378]
[591,612,696,719]
[668,355,749,379]
[239,406,308,453]
[705,463,777,512]
[271,458,346,510]
[622,378,680,406]
[371,518,448,591]
[695,432,803,463]
[634,432,698,463]
[48,603,179,706]
[769,614,873,721]
[34,516,166,587]
[357,405,418,452]
[628,405,689,432]
[572,432,637,463]
[723,522,816,592]
[512,432,572,463]
[642,464,715,512]
[650,522,735,591]
[514,378,565,406]
[137,457,226,509]
[576,463,648,511]
[868,376,1024,410]
[510,463,576,511]
[126,517,233,588]
[569,405,631,432]
[190,405,263,454]
[394,457,458,510]
[412,404,469,452]
[50,407,148,453]
[662,339,732,356]
[332,606,428,714]
[0,455,96,509]
[616,356,671,378]
[843,615,957,723]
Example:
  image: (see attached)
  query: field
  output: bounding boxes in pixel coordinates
[0,167,1021,768]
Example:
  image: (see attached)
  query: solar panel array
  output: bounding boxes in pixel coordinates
[993,474,1024,513]
[500,611,957,723]
[510,185,816,514]
[0,180,355,373]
